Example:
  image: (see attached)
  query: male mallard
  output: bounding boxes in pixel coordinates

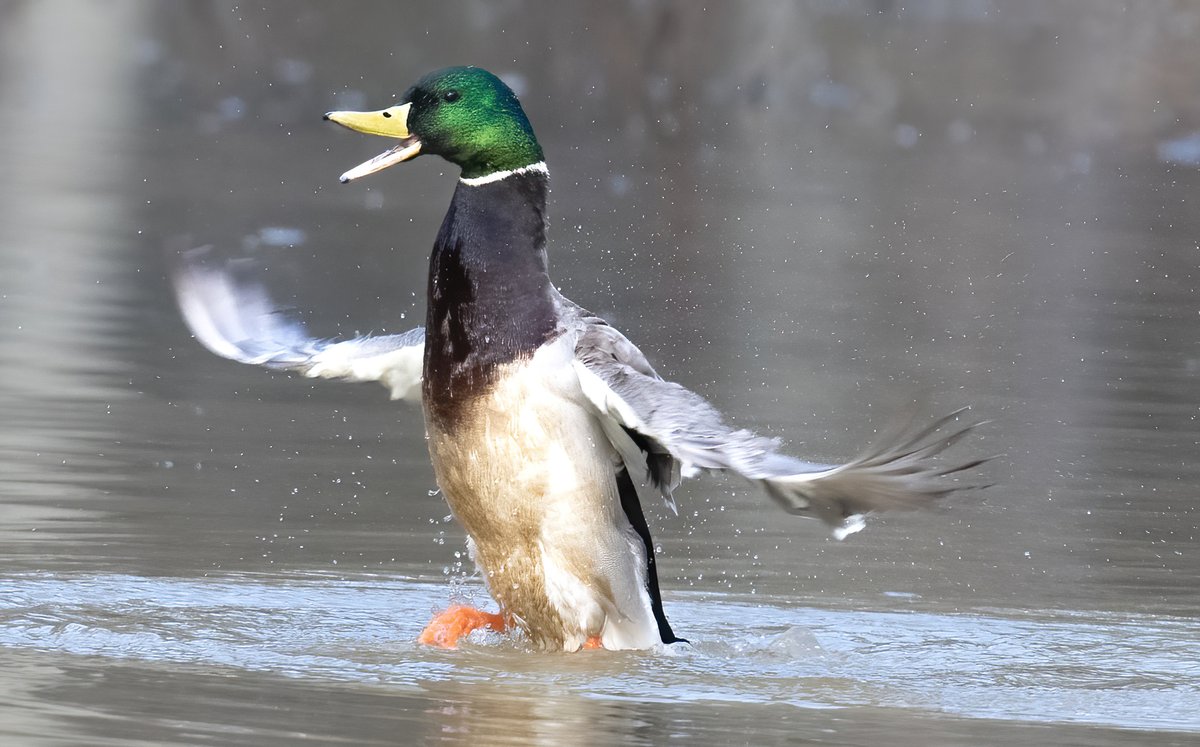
[173,66,984,652]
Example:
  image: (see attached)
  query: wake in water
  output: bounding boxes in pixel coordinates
[1,572,1197,732]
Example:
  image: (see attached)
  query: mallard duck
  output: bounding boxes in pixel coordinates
[173,66,985,652]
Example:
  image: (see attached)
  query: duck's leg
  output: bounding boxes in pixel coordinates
[417,604,508,648]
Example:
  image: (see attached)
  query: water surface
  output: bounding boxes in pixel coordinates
[1,2,1198,745]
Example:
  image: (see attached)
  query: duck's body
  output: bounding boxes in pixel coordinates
[421,165,674,649]
[428,329,667,650]
[173,67,985,652]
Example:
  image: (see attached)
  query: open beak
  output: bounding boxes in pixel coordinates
[323,103,420,183]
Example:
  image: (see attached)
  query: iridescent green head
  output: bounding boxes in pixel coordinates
[325,66,544,182]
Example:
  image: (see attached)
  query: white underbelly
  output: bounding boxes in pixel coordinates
[424,336,660,650]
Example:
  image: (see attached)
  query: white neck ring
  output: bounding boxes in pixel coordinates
[459,161,549,186]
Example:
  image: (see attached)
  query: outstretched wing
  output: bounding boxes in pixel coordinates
[172,259,424,402]
[572,319,986,539]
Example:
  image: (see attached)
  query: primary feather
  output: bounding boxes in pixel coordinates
[173,258,424,402]
[566,300,985,539]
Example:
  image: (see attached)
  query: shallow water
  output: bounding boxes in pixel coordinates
[2,2,1199,745]
[2,573,1198,745]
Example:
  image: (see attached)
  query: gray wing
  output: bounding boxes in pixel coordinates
[172,260,424,402]
[571,318,986,539]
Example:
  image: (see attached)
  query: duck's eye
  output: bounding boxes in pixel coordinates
[443,90,460,103]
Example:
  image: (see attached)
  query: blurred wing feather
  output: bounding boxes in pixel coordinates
[572,320,986,538]
[172,260,424,402]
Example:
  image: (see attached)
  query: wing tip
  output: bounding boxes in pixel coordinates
[764,407,992,532]
[169,250,318,368]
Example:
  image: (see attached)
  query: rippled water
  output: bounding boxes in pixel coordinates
[3,573,1198,744]
[2,2,1199,745]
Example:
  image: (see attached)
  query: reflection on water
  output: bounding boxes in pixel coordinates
[0,0,145,568]
[1,1,1199,744]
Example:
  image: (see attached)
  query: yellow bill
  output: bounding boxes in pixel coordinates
[324,103,420,183]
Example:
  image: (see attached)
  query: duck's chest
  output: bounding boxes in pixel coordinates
[420,255,558,428]
[423,336,618,541]
[419,190,558,428]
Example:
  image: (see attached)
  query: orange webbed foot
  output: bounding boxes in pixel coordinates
[582,635,604,650]
[418,604,507,649]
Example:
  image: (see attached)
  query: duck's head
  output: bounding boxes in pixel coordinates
[325,66,543,183]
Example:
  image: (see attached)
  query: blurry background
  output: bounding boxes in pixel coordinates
[0,1,1197,744]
